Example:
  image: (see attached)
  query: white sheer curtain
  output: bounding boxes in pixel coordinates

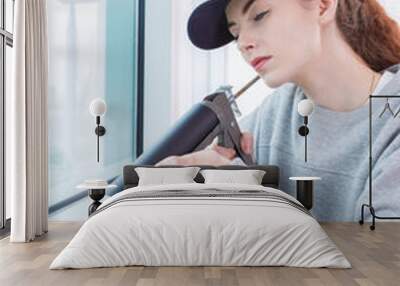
[8,0,48,242]
[170,0,228,122]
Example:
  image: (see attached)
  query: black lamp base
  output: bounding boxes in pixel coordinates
[95,126,106,136]
[298,126,309,137]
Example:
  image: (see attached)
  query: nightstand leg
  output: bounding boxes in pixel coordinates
[296,181,313,210]
[88,201,102,216]
[88,189,105,216]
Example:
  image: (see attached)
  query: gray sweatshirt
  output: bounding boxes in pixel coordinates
[237,64,400,221]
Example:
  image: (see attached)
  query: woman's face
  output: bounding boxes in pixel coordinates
[225,0,323,88]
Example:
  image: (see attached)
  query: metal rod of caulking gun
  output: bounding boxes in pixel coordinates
[234,76,261,98]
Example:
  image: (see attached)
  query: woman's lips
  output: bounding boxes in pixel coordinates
[251,56,272,72]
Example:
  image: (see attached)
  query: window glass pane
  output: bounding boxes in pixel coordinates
[5,44,12,220]
[47,0,138,217]
[5,0,14,33]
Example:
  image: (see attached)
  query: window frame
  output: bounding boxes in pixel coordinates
[0,0,14,232]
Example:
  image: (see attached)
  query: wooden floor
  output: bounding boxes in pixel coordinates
[0,222,399,286]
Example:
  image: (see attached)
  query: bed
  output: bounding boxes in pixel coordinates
[50,165,351,269]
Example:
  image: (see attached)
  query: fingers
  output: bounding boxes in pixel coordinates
[241,132,253,155]
[212,145,236,159]
[206,137,219,151]
[207,137,236,159]
[209,133,253,158]
[156,133,254,167]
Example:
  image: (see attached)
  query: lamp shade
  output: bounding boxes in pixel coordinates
[89,98,107,117]
[297,99,314,117]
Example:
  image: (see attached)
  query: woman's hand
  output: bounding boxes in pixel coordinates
[212,132,253,158]
[155,132,253,166]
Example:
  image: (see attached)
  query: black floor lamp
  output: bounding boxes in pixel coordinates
[359,94,400,230]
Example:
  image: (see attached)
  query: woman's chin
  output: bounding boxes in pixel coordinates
[260,71,287,89]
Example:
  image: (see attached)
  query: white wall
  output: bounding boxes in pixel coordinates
[380,0,400,21]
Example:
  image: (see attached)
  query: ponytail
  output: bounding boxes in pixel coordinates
[335,0,400,71]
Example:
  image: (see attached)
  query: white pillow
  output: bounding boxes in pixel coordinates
[200,169,266,185]
[135,167,201,186]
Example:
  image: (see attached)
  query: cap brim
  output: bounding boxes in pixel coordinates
[187,0,234,50]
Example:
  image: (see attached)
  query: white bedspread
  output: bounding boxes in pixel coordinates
[50,183,351,269]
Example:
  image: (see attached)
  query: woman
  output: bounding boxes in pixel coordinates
[157,0,400,221]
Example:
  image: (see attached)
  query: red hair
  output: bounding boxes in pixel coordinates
[335,0,400,71]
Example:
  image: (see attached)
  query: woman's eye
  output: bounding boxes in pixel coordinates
[254,10,270,21]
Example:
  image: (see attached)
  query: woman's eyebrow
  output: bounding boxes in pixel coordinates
[242,0,256,14]
[227,0,256,28]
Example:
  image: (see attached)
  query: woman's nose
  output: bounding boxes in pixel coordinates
[238,34,256,53]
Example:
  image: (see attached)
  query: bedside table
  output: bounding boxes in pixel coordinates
[77,182,117,216]
[289,177,321,210]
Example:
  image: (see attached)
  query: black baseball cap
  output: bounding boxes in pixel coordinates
[187,0,234,50]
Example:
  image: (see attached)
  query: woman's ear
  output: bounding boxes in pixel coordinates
[318,0,338,25]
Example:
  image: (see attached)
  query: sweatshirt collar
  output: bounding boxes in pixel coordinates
[377,63,400,96]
